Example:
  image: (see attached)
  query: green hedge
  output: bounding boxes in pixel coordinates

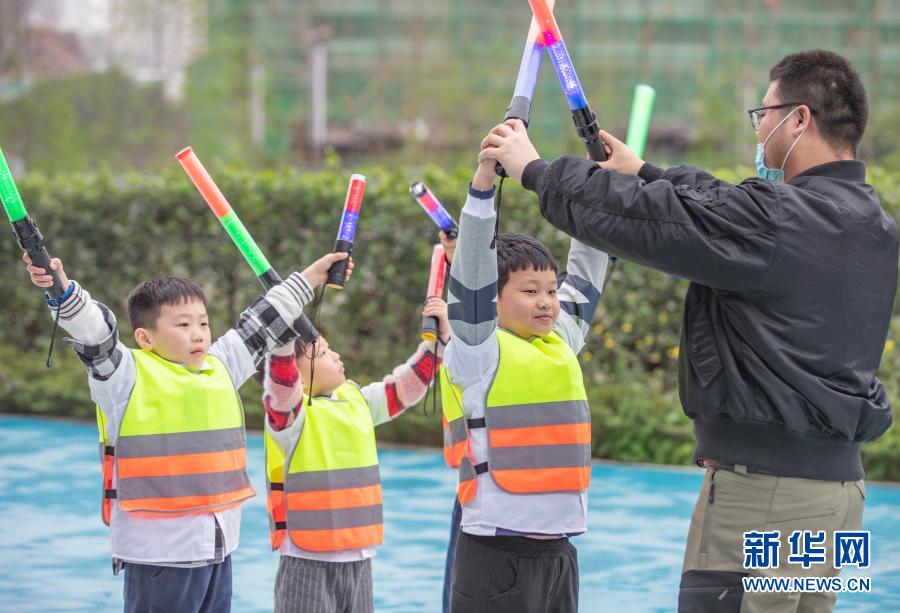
[2,162,898,480]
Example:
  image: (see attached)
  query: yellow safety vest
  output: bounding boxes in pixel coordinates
[265,382,383,552]
[457,329,592,505]
[96,349,254,524]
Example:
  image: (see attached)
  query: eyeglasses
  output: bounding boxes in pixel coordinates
[747,102,807,131]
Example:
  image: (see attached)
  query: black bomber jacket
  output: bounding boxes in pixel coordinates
[523,156,897,481]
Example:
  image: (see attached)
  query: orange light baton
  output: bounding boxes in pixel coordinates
[420,244,447,341]
[175,146,318,341]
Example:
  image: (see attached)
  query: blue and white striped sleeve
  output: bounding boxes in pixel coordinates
[553,239,610,354]
[445,184,500,389]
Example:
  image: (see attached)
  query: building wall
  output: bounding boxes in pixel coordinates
[211,0,900,157]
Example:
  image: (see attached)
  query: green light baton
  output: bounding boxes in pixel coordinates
[625,84,656,159]
[1,146,66,298]
[176,147,318,342]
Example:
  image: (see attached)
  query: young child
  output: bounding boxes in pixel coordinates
[261,296,451,613]
[444,158,609,612]
[24,251,350,613]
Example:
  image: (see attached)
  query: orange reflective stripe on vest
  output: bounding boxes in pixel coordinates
[290,525,385,553]
[285,465,383,552]
[489,422,591,448]
[457,456,478,505]
[267,483,286,550]
[99,443,114,526]
[442,415,468,468]
[116,426,254,514]
[486,399,591,493]
[440,365,466,468]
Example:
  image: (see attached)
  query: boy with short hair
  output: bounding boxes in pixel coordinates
[24,250,349,613]
[261,297,451,612]
[445,159,609,612]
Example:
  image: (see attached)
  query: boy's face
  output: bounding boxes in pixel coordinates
[135,299,212,370]
[497,266,560,339]
[297,336,346,397]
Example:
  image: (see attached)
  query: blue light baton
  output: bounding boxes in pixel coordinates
[326,174,366,289]
[529,0,607,162]
[496,0,556,177]
[410,181,458,239]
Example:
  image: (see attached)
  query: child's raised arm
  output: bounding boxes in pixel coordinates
[262,344,305,432]
[554,240,610,354]
[444,159,501,390]
[362,298,450,426]
[213,252,354,386]
[255,249,357,437]
[23,253,136,417]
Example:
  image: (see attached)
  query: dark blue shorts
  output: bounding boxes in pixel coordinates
[123,555,232,613]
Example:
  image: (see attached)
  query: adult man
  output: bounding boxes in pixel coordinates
[480,50,896,611]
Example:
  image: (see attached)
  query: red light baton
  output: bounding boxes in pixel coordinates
[421,244,447,341]
[410,181,458,239]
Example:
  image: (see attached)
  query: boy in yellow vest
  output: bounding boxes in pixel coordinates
[24,251,350,613]
[261,297,451,612]
[443,157,609,613]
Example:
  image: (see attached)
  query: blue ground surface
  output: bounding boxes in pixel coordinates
[1,415,897,612]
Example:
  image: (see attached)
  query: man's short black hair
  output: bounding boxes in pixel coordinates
[127,276,207,330]
[496,233,558,294]
[769,50,868,154]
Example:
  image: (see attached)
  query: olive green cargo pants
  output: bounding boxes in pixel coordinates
[678,467,865,613]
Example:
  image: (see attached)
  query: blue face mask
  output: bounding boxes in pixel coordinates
[756,107,803,182]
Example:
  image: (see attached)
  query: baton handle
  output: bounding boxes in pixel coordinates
[12,217,65,297]
[326,240,353,289]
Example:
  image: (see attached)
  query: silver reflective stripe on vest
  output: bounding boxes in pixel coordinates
[285,465,381,492]
[485,400,590,429]
[490,444,592,471]
[118,468,253,500]
[287,504,383,530]
[446,418,467,445]
[458,456,476,482]
[116,427,245,458]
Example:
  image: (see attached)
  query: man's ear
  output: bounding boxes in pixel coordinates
[795,104,814,134]
[134,327,153,350]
